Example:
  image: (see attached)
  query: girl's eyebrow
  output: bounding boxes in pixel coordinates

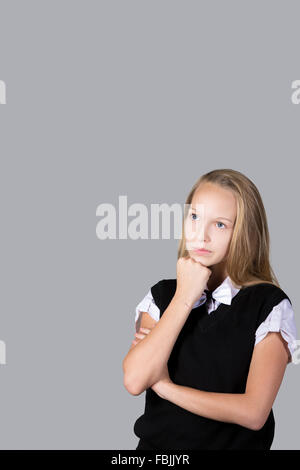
[191,208,233,223]
[216,217,233,223]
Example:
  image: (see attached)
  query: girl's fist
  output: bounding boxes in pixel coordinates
[175,255,212,307]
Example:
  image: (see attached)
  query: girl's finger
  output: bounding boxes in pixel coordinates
[135,333,145,339]
[140,328,150,333]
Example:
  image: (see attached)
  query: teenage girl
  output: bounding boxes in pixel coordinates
[122,169,297,450]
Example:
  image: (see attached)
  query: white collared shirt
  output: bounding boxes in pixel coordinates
[134,276,298,364]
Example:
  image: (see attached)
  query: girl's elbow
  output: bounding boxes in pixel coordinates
[242,395,267,431]
[250,413,268,431]
[247,410,267,431]
[123,374,144,396]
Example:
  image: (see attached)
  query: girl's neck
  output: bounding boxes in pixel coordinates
[206,262,228,292]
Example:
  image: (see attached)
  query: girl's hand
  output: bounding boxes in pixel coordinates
[131,327,152,346]
[175,255,212,307]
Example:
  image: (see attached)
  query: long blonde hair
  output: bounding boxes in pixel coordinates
[177,169,280,289]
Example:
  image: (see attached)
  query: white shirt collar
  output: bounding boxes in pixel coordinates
[192,276,241,309]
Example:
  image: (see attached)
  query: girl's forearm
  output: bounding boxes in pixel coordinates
[156,381,258,430]
[123,295,193,395]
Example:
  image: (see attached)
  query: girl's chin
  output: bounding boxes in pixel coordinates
[189,252,209,262]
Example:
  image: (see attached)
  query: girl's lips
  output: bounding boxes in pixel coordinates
[195,249,211,253]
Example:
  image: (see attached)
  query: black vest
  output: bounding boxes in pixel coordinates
[134,279,291,450]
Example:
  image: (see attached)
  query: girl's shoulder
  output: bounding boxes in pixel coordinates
[240,281,292,305]
[150,278,176,294]
[150,278,177,310]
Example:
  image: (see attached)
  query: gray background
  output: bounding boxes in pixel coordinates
[0,0,299,450]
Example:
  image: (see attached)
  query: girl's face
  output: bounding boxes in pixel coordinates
[185,182,237,267]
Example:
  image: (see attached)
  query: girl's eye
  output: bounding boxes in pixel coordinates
[216,221,226,229]
[190,214,226,229]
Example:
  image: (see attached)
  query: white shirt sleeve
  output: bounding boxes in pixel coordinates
[254,298,298,364]
[134,289,160,332]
